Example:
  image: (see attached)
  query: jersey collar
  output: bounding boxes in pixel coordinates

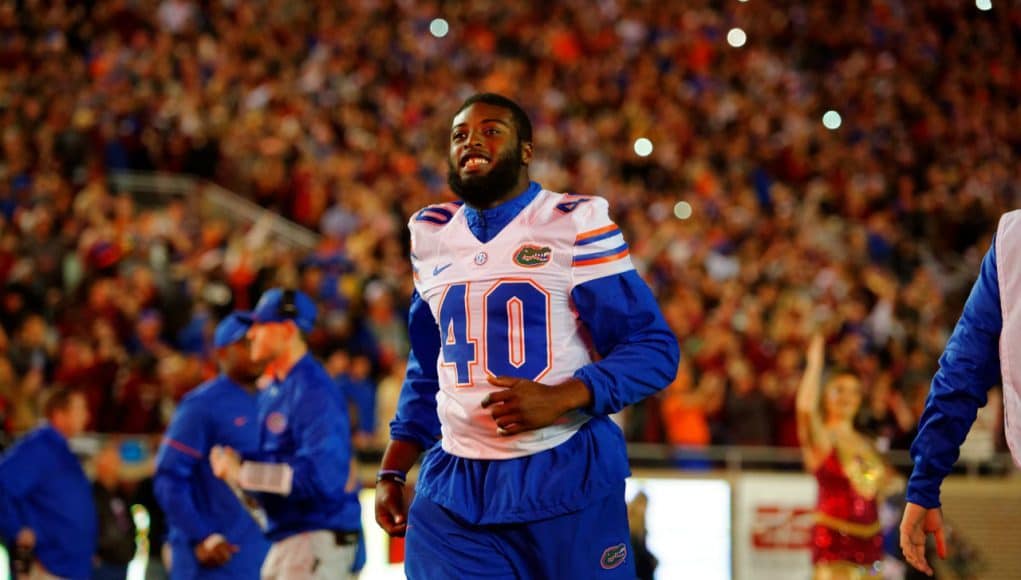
[463,181,542,244]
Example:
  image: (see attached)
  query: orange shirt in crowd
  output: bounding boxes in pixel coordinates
[660,371,711,447]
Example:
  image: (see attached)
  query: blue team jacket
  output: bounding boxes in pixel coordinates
[249,354,361,540]
[907,241,1003,508]
[390,185,681,525]
[0,426,97,579]
[154,375,270,579]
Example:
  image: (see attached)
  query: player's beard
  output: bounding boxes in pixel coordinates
[448,145,523,208]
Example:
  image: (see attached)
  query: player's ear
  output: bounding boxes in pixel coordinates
[521,141,533,165]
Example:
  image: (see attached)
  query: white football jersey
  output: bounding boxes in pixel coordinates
[409,187,634,459]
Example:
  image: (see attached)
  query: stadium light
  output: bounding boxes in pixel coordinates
[674,201,693,220]
[727,28,747,48]
[634,138,654,157]
[430,18,449,38]
[822,110,842,130]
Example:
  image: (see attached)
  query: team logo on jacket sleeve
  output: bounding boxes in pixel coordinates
[266,411,287,434]
[513,244,552,268]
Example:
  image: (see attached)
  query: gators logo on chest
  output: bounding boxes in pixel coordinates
[513,244,552,268]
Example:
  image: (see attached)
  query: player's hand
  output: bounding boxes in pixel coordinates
[375,480,408,537]
[15,527,35,550]
[482,376,590,436]
[194,534,238,567]
[899,502,947,576]
[210,445,242,486]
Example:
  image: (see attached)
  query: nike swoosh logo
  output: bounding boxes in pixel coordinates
[433,263,453,276]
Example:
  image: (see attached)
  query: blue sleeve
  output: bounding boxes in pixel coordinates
[570,270,681,415]
[288,374,352,502]
[389,291,442,449]
[0,435,43,540]
[906,242,1002,508]
[153,401,217,543]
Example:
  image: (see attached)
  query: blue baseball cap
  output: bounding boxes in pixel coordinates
[213,312,253,349]
[247,288,317,332]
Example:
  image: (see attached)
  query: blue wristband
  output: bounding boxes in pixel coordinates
[376,469,407,485]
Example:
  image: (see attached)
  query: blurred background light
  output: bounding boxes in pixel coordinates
[822,110,842,130]
[429,18,449,38]
[727,28,747,48]
[674,201,693,220]
[634,137,654,157]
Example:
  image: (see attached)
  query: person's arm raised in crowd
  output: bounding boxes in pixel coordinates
[796,334,830,473]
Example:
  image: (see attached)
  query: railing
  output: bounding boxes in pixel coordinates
[626,443,1017,476]
[64,434,1018,479]
[109,171,321,251]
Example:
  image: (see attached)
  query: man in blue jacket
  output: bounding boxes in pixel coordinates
[374,93,680,579]
[211,288,361,579]
[0,388,96,579]
[154,312,270,579]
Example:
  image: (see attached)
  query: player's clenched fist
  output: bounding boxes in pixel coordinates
[482,376,593,436]
[375,479,408,537]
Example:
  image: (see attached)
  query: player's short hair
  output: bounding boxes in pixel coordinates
[42,387,80,419]
[455,93,533,143]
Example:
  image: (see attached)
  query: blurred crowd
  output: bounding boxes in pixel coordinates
[1,0,1018,454]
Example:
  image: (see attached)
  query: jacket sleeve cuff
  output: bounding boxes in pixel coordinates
[389,425,437,451]
[905,468,942,509]
[572,366,611,416]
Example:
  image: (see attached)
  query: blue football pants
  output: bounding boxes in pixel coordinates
[404,487,636,579]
